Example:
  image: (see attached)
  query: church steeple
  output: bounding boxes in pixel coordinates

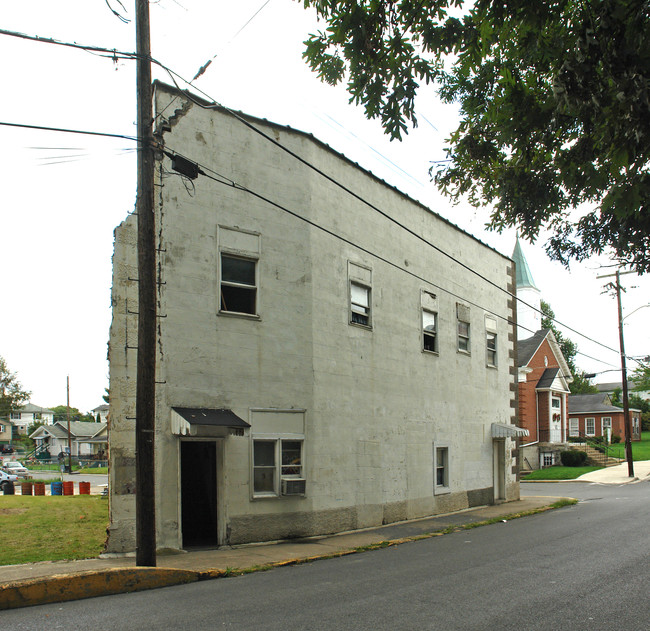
[512,237,541,340]
[512,236,538,290]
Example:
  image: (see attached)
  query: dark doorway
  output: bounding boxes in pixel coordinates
[181,441,217,547]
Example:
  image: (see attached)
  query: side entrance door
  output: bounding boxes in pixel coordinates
[181,441,218,547]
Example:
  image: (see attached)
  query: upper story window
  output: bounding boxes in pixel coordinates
[350,282,371,326]
[217,225,261,318]
[220,254,257,315]
[10,412,20,420]
[457,321,470,353]
[486,332,497,366]
[551,397,561,409]
[348,261,372,329]
[457,303,470,354]
[422,309,438,353]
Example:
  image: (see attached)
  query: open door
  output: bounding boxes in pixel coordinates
[181,441,217,547]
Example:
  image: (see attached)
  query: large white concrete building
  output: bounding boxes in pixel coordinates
[107,82,525,553]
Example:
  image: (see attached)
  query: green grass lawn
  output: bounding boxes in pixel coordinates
[77,466,108,475]
[605,431,650,460]
[0,496,108,565]
[523,466,601,480]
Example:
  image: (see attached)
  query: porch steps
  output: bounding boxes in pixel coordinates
[569,443,622,467]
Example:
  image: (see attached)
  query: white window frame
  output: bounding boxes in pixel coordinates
[486,331,497,366]
[602,417,612,431]
[219,252,259,317]
[551,397,561,409]
[251,435,304,499]
[569,418,579,437]
[10,412,20,420]
[433,443,450,495]
[350,281,371,328]
[457,320,470,354]
[422,309,438,354]
[586,417,596,437]
[541,452,554,467]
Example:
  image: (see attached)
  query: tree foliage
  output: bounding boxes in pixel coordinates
[301,0,650,273]
[0,356,30,420]
[540,300,597,394]
[51,405,95,424]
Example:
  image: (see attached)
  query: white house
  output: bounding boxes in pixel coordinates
[92,404,109,423]
[29,421,107,458]
[106,82,525,553]
[9,403,55,435]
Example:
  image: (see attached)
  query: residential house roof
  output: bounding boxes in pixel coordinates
[16,403,55,414]
[517,329,549,367]
[568,394,639,415]
[537,367,560,389]
[30,421,107,440]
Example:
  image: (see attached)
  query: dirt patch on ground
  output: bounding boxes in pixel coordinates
[0,508,28,516]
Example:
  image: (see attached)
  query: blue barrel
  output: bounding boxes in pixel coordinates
[51,481,63,496]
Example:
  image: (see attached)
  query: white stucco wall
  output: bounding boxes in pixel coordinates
[107,84,519,552]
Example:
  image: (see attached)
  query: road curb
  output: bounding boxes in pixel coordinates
[0,567,199,610]
[0,499,574,610]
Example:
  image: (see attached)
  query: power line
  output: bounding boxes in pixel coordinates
[164,147,620,371]
[0,120,139,142]
[0,26,632,365]
[153,73,629,363]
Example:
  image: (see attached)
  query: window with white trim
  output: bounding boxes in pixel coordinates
[252,438,304,497]
[586,417,596,436]
[422,309,438,353]
[602,417,612,431]
[569,418,579,437]
[220,254,257,315]
[10,412,20,420]
[551,397,561,409]
[433,444,450,494]
[486,332,497,366]
[350,282,371,326]
[457,303,470,354]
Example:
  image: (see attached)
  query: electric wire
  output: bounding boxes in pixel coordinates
[152,68,632,364]
[0,27,638,367]
[164,147,619,370]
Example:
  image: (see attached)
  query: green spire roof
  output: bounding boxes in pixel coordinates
[512,238,538,290]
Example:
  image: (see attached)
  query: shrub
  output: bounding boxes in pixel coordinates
[612,434,621,444]
[561,450,588,467]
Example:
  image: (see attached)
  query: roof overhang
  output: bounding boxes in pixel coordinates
[171,407,250,437]
[491,422,529,439]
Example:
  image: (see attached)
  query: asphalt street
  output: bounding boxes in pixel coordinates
[4,480,650,630]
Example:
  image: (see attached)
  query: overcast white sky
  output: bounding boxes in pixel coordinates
[1,1,648,413]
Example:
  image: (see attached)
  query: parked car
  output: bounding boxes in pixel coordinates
[3,461,29,478]
[0,469,18,492]
[1,445,14,454]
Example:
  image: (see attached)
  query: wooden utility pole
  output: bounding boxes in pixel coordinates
[66,376,72,474]
[598,269,635,478]
[135,0,157,567]
[615,270,635,478]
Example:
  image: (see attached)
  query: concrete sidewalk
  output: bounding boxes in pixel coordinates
[0,495,568,610]
[520,459,650,485]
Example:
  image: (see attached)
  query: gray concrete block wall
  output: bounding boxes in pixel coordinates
[107,84,519,552]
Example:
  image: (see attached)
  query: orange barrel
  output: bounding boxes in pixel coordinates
[79,481,91,495]
[62,481,74,495]
[20,482,33,496]
[33,482,46,496]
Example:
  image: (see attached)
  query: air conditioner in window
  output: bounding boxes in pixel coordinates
[281,478,306,496]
